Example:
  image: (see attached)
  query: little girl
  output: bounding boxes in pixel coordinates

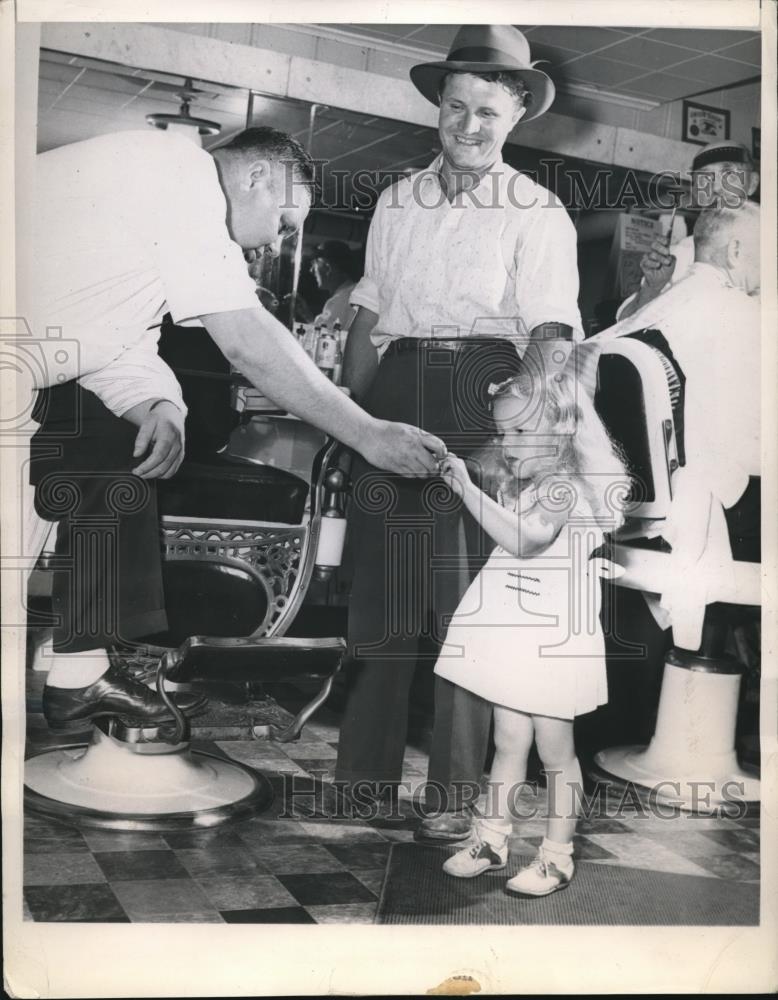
[434,360,627,897]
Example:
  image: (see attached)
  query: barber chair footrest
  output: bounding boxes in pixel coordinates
[159,635,345,743]
[252,673,337,742]
[162,635,346,685]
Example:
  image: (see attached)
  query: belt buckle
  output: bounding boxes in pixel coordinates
[424,337,467,353]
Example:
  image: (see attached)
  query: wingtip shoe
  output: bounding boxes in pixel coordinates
[42,664,207,733]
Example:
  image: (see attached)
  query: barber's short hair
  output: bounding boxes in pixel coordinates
[693,201,759,253]
[216,126,316,191]
[438,70,530,110]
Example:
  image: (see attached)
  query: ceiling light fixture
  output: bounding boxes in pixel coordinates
[146,77,222,135]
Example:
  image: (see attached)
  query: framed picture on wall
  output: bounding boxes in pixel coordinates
[752,127,761,161]
[682,101,731,145]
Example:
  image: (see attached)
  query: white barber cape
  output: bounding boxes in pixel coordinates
[594,263,760,643]
[597,261,759,508]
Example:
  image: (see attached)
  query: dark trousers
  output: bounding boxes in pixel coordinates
[30,383,166,653]
[335,339,522,805]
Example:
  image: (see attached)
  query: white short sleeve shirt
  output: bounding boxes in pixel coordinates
[33,130,260,414]
[350,156,583,353]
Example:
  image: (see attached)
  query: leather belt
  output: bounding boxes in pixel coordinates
[384,337,516,357]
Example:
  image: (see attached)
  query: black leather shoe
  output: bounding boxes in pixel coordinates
[414,812,473,843]
[42,664,207,733]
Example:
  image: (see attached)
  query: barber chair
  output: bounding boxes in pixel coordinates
[592,334,760,812]
[24,338,351,830]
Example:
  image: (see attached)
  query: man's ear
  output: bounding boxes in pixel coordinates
[512,106,527,128]
[245,158,273,190]
[747,171,760,196]
[726,236,742,268]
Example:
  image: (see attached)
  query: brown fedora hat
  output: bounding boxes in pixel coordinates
[410,25,555,123]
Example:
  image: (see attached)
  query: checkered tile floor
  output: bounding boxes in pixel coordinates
[23,703,760,924]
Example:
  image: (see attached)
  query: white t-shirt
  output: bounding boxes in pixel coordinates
[33,130,259,416]
[597,262,760,508]
[350,155,583,353]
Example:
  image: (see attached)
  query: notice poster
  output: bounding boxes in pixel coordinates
[610,213,662,299]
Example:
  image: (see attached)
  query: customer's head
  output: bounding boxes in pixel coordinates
[310,241,357,292]
[694,202,760,295]
[211,126,316,255]
[690,141,759,209]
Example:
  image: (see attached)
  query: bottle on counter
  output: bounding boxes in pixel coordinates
[303,323,319,360]
[331,325,344,385]
[331,320,345,384]
[314,324,339,379]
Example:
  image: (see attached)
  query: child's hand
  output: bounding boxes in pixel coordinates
[439,453,471,497]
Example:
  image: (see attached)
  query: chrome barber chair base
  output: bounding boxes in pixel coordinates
[24,725,272,832]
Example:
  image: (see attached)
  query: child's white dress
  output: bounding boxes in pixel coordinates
[434,483,608,720]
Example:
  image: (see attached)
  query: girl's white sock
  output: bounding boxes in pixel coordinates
[541,836,575,869]
[45,649,111,689]
[479,819,512,848]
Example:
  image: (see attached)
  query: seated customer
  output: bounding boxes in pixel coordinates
[586,201,760,745]
[599,201,759,510]
[596,201,761,623]
[617,141,759,322]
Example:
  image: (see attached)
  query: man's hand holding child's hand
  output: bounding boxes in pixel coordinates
[439,453,471,497]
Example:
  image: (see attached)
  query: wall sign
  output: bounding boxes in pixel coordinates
[682,101,731,145]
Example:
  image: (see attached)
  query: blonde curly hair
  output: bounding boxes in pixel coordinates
[474,347,629,529]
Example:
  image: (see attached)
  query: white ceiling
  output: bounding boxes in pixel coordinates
[323,24,761,102]
[37,50,443,208]
[37,52,249,152]
[36,23,761,218]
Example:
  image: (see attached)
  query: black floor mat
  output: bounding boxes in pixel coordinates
[377,844,759,925]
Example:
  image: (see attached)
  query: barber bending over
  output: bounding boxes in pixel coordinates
[30,126,444,732]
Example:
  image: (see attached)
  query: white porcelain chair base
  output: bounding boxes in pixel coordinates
[24,725,272,830]
[594,745,760,811]
[594,659,760,811]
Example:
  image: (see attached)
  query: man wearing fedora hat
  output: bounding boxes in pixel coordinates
[335,26,584,840]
